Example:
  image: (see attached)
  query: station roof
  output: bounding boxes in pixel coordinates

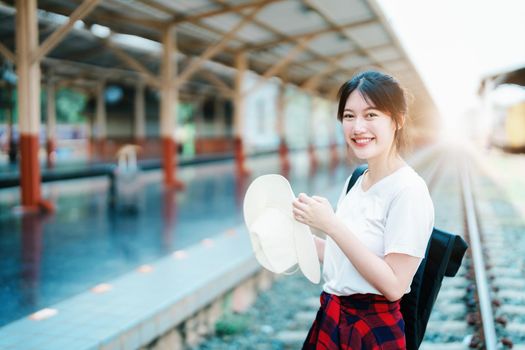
[480,67,525,93]
[0,0,438,122]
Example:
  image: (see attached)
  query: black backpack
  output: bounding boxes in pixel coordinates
[346,164,468,350]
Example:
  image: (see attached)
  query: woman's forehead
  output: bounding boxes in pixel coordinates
[344,90,377,110]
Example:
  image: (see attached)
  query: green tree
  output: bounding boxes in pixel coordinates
[54,88,87,123]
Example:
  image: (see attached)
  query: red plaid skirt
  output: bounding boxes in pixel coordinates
[302,291,406,349]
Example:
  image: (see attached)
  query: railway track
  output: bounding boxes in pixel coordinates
[467,151,525,350]
[421,148,525,350]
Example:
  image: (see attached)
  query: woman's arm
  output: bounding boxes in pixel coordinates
[293,193,420,301]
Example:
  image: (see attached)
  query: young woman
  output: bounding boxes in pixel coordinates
[292,70,434,349]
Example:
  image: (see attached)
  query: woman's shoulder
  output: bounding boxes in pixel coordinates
[391,170,433,212]
[389,166,431,198]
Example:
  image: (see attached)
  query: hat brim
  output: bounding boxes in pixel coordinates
[243,174,320,284]
[292,220,321,284]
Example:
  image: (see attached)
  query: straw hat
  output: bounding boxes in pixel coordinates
[243,174,320,284]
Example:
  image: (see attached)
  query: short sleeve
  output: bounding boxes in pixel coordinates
[384,182,434,258]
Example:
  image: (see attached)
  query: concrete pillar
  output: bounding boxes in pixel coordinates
[160,25,184,189]
[16,0,46,211]
[276,83,290,175]
[233,52,250,176]
[46,79,57,168]
[134,81,146,147]
[95,80,107,158]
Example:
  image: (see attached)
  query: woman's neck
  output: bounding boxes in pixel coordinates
[365,154,406,185]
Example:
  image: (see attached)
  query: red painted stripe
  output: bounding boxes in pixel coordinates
[162,137,175,186]
[20,133,41,207]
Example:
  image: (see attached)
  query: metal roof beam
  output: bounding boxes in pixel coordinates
[102,38,159,87]
[174,2,268,88]
[298,43,391,66]
[243,35,316,97]
[302,0,383,69]
[34,0,102,63]
[42,57,139,82]
[30,3,162,43]
[88,12,165,30]
[195,70,234,98]
[241,18,376,51]
[301,63,341,92]
[212,0,357,88]
[170,0,284,25]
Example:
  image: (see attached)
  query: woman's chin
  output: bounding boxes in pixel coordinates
[350,148,373,160]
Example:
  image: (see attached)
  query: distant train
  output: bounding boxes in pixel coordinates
[481,67,525,153]
[490,102,525,153]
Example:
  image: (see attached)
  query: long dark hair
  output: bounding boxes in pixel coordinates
[337,70,410,153]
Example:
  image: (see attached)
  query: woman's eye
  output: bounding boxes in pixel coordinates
[343,114,354,119]
[367,113,378,118]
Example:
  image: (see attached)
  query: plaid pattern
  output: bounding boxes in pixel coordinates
[302,292,406,349]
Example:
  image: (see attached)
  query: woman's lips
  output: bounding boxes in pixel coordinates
[352,137,374,147]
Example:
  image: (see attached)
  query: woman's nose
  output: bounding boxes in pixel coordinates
[353,117,366,132]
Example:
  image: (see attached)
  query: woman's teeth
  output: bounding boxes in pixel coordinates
[354,138,373,144]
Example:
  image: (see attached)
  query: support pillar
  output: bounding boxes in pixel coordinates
[16,0,53,212]
[160,25,184,189]
[134,81,146,148]
[46,79,57,168]
[233,52,250,176]
[95,80,107,159]
[276,83,290,175]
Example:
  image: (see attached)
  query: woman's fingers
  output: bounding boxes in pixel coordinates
[298,193,315,203]
[292,208,306,222]
[292,206,305,217]
[312,195,325,203]
[293,198,308,211]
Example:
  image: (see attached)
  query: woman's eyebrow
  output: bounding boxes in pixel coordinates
[343,107,377,112]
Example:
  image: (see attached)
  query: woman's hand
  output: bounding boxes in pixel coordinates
[292,193,337,233]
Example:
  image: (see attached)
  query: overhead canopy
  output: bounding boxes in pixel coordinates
[479,66,525,94]
[0,0,439,124]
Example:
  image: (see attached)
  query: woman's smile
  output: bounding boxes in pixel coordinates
[351,137,375,147]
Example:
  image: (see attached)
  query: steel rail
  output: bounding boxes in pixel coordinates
[460,161,498,349]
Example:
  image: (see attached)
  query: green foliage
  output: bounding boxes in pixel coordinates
[1,86,88,124]
[0,88,16,123]
[54,88,87,123]
[215,313,249,336]
[177,102,194,123]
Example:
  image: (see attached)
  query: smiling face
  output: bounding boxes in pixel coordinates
[342,90,398,163]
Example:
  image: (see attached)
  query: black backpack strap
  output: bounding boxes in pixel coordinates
[445,234,469,277]
[346,164,368,194]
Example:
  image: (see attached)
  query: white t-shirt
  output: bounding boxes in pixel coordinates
[322,165,434,296]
